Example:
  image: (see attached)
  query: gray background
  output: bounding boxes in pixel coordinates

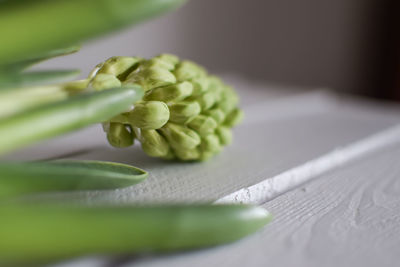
[38,0,383,95]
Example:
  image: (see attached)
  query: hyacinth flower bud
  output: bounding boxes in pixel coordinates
[125,67,176,91]
[203,108,225,124]
[140,129,171,158]
[142,53,179,71]
[168,101,201,124]
[144,81,193,102]
[218,86,239,114]
[142,58,175,71]
[190,77,209,95]
[174,147,200,161]
[190,91,216,110]
[188,115,218,137]
[156,54,179,66]
[200,134,221,161]
[90,74,121,91]
[97,56,141,78]
[106,123,134,148]
[159,122,201,151]
[216,126,233,146]
[90,54,243,161]
[201,134,221,153]
[224,108,244,127]
[128,101,170,130]
[174,60,206,82]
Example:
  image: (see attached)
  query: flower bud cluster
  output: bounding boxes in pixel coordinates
[90,54,243,161]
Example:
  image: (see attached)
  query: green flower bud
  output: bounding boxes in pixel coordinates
[88,63,103,80]
[125,67,176,91]
[174,147,200,161]
[190,77,209,95]
[216,126,232,145]
[203,108,225,124]
[224,108,244,127]
[207,76,224,101]
[109,113,130,124]
[201,134,221,152]
[218,86,239,113]
[140,129,171,157]
[208,87,222,103]
[63,79,90,95]
[97,56,141,78]
[188,115,218,137]
[174,61,206,82]
[90,73,121,91]
[142,57,175,71]
[160,122,201,150]
[169,101,201,124]
[143,81,193,102]
[208,76,224,89]
[106,123,134,148]
[102,122,110,133]
[156,53,179,66]
[128,101,170,130]
[199,134,221,161]
[191,91,216,111]
[90,54,243,161]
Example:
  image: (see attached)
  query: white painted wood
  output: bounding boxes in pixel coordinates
[217,123,400,204]
[53,140,400,267]
[119,144,400,267]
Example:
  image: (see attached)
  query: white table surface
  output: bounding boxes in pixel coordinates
[4,76,400,267]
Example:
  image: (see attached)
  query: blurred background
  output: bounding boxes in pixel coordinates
[37,0,400,100]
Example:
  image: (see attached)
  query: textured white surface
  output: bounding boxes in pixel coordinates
[52,142,400,267]
[120,144,400,267]
[217,123,400,204]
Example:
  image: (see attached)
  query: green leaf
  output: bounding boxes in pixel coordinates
[0,204,272,264]
[0,86,144,154]
[0,160,148,199]
[0,0,186,65]
[0,69,80,89]
[0,46,80,73]
[0,85,68,119]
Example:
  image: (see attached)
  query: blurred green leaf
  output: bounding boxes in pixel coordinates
[0,86,144,154]
[0,160,148,199]
[0,46,80,73]
[0,0,186,65]
[0,203,271,264]
[0,85,68,118]
[0,69,80,89]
